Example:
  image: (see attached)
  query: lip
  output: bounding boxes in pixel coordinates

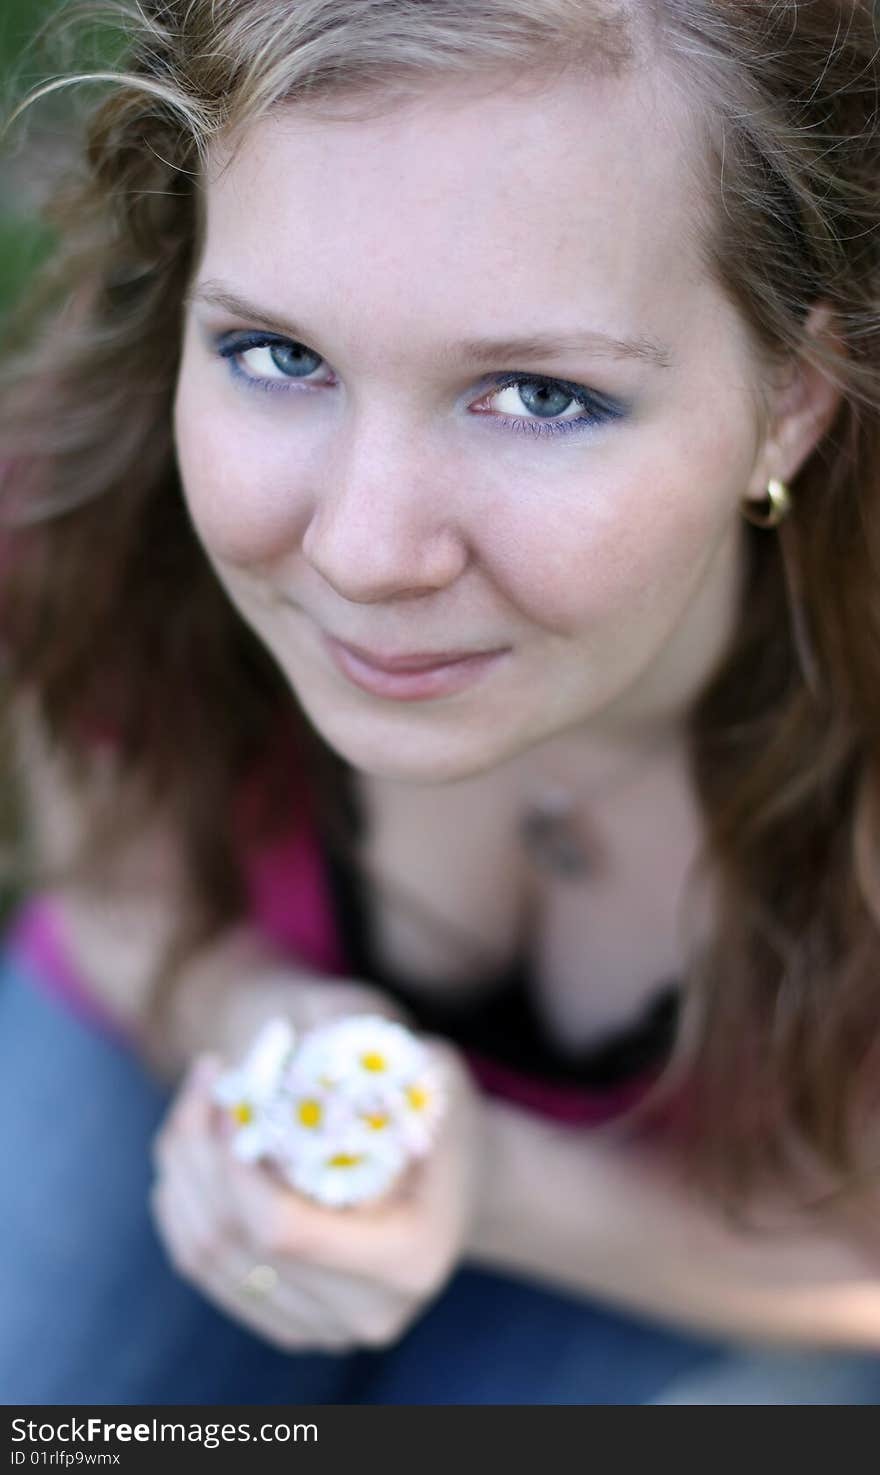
[327,635,503,673]
[321,633,509,701]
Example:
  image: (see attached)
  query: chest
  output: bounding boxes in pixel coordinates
[349,752,710,1053]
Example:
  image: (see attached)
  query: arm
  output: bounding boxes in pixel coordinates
[8,694,409,1083]
[16,701,879,1348]
[468,1096,880,1351]
[143,920,410,1082]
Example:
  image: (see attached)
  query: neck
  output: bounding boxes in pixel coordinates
[518,716,686,799]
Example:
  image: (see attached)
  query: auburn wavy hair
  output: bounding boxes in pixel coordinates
[2,0,880,1223]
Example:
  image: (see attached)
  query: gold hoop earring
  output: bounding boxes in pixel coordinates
[741,478,792,529]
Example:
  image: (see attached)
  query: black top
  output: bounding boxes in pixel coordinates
[321,837,680,1089]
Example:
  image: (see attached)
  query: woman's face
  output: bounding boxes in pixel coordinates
[174,67,803,783]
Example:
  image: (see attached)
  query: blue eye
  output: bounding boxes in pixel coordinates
[214,332,625,437]
[484,373,624,437]
[216,331,326,389]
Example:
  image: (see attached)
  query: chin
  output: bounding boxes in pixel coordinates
[291,691,511,786]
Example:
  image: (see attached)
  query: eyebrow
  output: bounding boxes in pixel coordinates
[187,280,674,370]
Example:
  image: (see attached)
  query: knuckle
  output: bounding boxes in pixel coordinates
[356,1310,412,1350]
[148,1190,220,1281]
[150,1177,179,1237]
[254,1209,294,1257]
[169,1097,200,1136]
[354,1323,389,1350]
[256,1320,328,1355]
[162,1232,201,1280]
[316,1335,357,1354]
[394,1250,448,1301]
[151,1131,174,1171]
[152,1123,193,1172]
[187,1228,222,1272]
[257,1323,296,1353]
[403,1261,437,1298]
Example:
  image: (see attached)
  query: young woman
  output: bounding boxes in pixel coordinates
[2,0,880,1404]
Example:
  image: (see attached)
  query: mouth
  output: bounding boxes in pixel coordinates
[325,635,508,674]
[320,632,510,702]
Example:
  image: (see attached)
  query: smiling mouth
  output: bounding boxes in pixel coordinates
[325,635,508,674]
[279,596,508,673]
[320,631,509,702]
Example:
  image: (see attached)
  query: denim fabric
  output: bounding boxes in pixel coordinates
[1,950,877,1405]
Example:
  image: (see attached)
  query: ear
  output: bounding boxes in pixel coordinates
[743,301,845,508]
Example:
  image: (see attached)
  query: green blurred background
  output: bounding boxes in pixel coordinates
[1,0,70,925]
[2,3,136,929]
[0,0,60,321]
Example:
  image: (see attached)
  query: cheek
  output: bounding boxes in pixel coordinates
[491,434,745,636]
[173,373,307,566]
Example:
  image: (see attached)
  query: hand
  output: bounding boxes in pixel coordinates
[143,920,418,1082]
[149,1036,485,1352]
[213,962,419,1068]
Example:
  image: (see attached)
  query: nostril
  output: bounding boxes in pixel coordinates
[299,506,467,605]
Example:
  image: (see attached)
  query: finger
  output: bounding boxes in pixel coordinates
[153,1110,362,1333]
[151,1144,234,1286]
[150,1164,300,1345]
[189,1241,357,1352]
[173,1053,225,1132]
[167,1132,244,1250]
[271,1264,357,1341]
[286,1257,413,1335]
[212,1244,408,1351]
[150,1167,211,1285]
[154,1143,357,1346]
[220,1146,429,1282]
[205,1159,356,1339]
[192,1136,365,1341]
[152,1054,224,1170]
[308,1043,468,1267]
[207,1044,466,1285]
[286,1045,472,1284]
[152,1087,374,1350]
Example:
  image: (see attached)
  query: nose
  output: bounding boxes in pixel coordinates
[300,415,468,604]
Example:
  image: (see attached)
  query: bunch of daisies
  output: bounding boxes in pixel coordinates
[211,1014,446,1207]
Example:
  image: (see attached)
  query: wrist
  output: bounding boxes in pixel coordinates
[466,1095,524,1266]
[220,966,411,1053]
[146,922,407,1081]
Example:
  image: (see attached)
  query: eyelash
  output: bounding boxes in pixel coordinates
[214,331,624,439]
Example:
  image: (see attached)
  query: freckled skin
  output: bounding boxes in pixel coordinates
[173,65,835,786]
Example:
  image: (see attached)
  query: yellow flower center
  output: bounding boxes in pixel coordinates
[360,1051,388,1073]
[297,1099,323,1128]
[406,1084,429,1111]
[363,1111,389,1130]
[232,1102,253,1125]
[327,1152,364,1169]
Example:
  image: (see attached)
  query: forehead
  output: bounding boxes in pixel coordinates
[197,66,720,366]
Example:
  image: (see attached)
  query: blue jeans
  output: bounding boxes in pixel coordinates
[1,950,878,1405]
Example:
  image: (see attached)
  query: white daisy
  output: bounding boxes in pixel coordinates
[212,1013,447,1202]
[335,1067,444,1158]
[280,1126,408,1208]
[386,1062,448,1158]
[292,1014,429,1096]
[211,1016,297,1163]
[264,1069,354,1150]
[351,1085,400,1138]
[292,1014,447,1157]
